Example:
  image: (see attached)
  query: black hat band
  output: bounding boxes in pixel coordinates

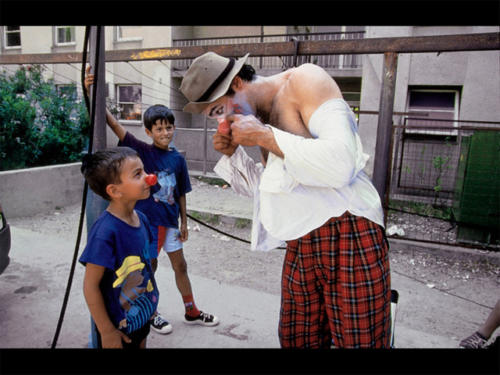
[196,58,235,102]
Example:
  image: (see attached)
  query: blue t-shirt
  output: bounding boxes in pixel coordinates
[79,210,159,334]
[119,132,192,229]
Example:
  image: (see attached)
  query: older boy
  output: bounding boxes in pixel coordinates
[80,147,159,348]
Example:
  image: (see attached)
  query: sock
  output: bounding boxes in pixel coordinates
[182,294,201,317]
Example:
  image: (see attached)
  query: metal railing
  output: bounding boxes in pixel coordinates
[172,31,365,71]
[387,117,500,250]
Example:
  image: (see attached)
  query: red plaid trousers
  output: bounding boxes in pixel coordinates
[279,211,392,348]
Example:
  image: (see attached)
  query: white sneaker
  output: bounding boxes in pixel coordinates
[150,313,173,334]
[184,311,219,326]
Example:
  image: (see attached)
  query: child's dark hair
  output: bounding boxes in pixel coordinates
[81,147,139,201]
[143,104,175,131]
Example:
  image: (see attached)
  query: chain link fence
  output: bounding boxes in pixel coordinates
[386,118,500,250]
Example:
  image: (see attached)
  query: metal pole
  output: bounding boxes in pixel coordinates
[89,26,107,152]
[259,26,263,69]
[203,117,208,175]
[373,52,398,205]
[86,26,108,234]
[84,26,109,349]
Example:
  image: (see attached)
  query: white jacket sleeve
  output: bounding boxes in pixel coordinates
[269,105,369,189]
[213,146,264,198]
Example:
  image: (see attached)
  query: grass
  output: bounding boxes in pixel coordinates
[234,218,251,229]
[188,210,220,225]
[195,175,229,188]
[388,199,452,220]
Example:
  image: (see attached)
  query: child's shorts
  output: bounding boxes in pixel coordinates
[149,225,183,258]
[91,319,150,349]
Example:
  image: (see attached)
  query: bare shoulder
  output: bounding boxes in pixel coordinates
[289,64,342,103]
[286,64,342,123]
[293,63,329,79]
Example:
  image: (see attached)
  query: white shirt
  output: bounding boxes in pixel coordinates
[214,98,384,250]
[214,146,286,252]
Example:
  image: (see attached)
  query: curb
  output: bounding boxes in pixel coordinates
[187,207,500,266]
[187,209,252,228]
[388,237,500,266]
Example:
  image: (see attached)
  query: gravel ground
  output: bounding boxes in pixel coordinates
[9,180,500,296]
[9,200,499,302]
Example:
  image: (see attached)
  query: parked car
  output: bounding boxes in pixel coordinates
[0,203,11,274]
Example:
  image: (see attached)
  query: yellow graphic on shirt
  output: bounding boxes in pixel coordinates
[147,280,154,292]
[113,256,145,288]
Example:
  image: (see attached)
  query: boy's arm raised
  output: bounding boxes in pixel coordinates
[84,66,126,142]
[105,109,127,142]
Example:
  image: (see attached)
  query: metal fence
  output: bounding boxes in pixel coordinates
[172,31,365,71]
[386,118,500,250]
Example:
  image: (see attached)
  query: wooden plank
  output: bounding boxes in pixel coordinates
[373,52,399,206]
[0,32,497,65]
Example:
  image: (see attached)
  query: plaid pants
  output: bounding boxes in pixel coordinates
[279,212,392,348]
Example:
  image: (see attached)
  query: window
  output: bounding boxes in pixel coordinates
[4,26,21,48]
[116,26,143,42]
[116,85,142,121]
[55,26,75,45]
[57,84,77,100]
[406,88,459,135]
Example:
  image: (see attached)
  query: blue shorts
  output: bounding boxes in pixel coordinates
[149,225,182,259]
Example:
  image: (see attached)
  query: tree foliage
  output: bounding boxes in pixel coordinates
[0,65,89,171]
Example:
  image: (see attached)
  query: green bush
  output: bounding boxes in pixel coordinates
[0,65,89,171]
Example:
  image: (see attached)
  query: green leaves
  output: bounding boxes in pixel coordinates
[0,65,89,171]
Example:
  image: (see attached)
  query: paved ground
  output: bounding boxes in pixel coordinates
[2,173,500,353]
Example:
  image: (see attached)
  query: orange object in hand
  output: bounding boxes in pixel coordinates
[217,119,231,135]
[145,174,157,186]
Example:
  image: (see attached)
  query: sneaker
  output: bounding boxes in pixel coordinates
[184,311,219,327]
[150,313,173,334]
[485,335,500,349]
[459,331,488,348]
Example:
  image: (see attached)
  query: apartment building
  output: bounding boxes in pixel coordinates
[1,26,498,177]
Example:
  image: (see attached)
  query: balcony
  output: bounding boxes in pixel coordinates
[171,31,365,76]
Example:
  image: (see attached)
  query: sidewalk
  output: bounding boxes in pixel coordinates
[0,226,456,349]
[0,172,499,349]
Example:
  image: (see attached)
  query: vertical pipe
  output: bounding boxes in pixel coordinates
[203,116,208,175]
[85,26,109,349]
[86,26,108,233]
[260,26,264,69]
[88,26,107,153]
[373,52,398,208]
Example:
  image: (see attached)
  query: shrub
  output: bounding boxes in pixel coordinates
[0,65,89,171]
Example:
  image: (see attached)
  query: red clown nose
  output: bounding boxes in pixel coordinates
[145,174,157,186]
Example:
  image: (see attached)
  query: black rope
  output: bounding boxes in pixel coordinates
[186,213,250,244]
[391,268,494,310]
[187,211,493,309]
[186,212,286,249]
[188,213,494,309]
[51,25,100,349]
